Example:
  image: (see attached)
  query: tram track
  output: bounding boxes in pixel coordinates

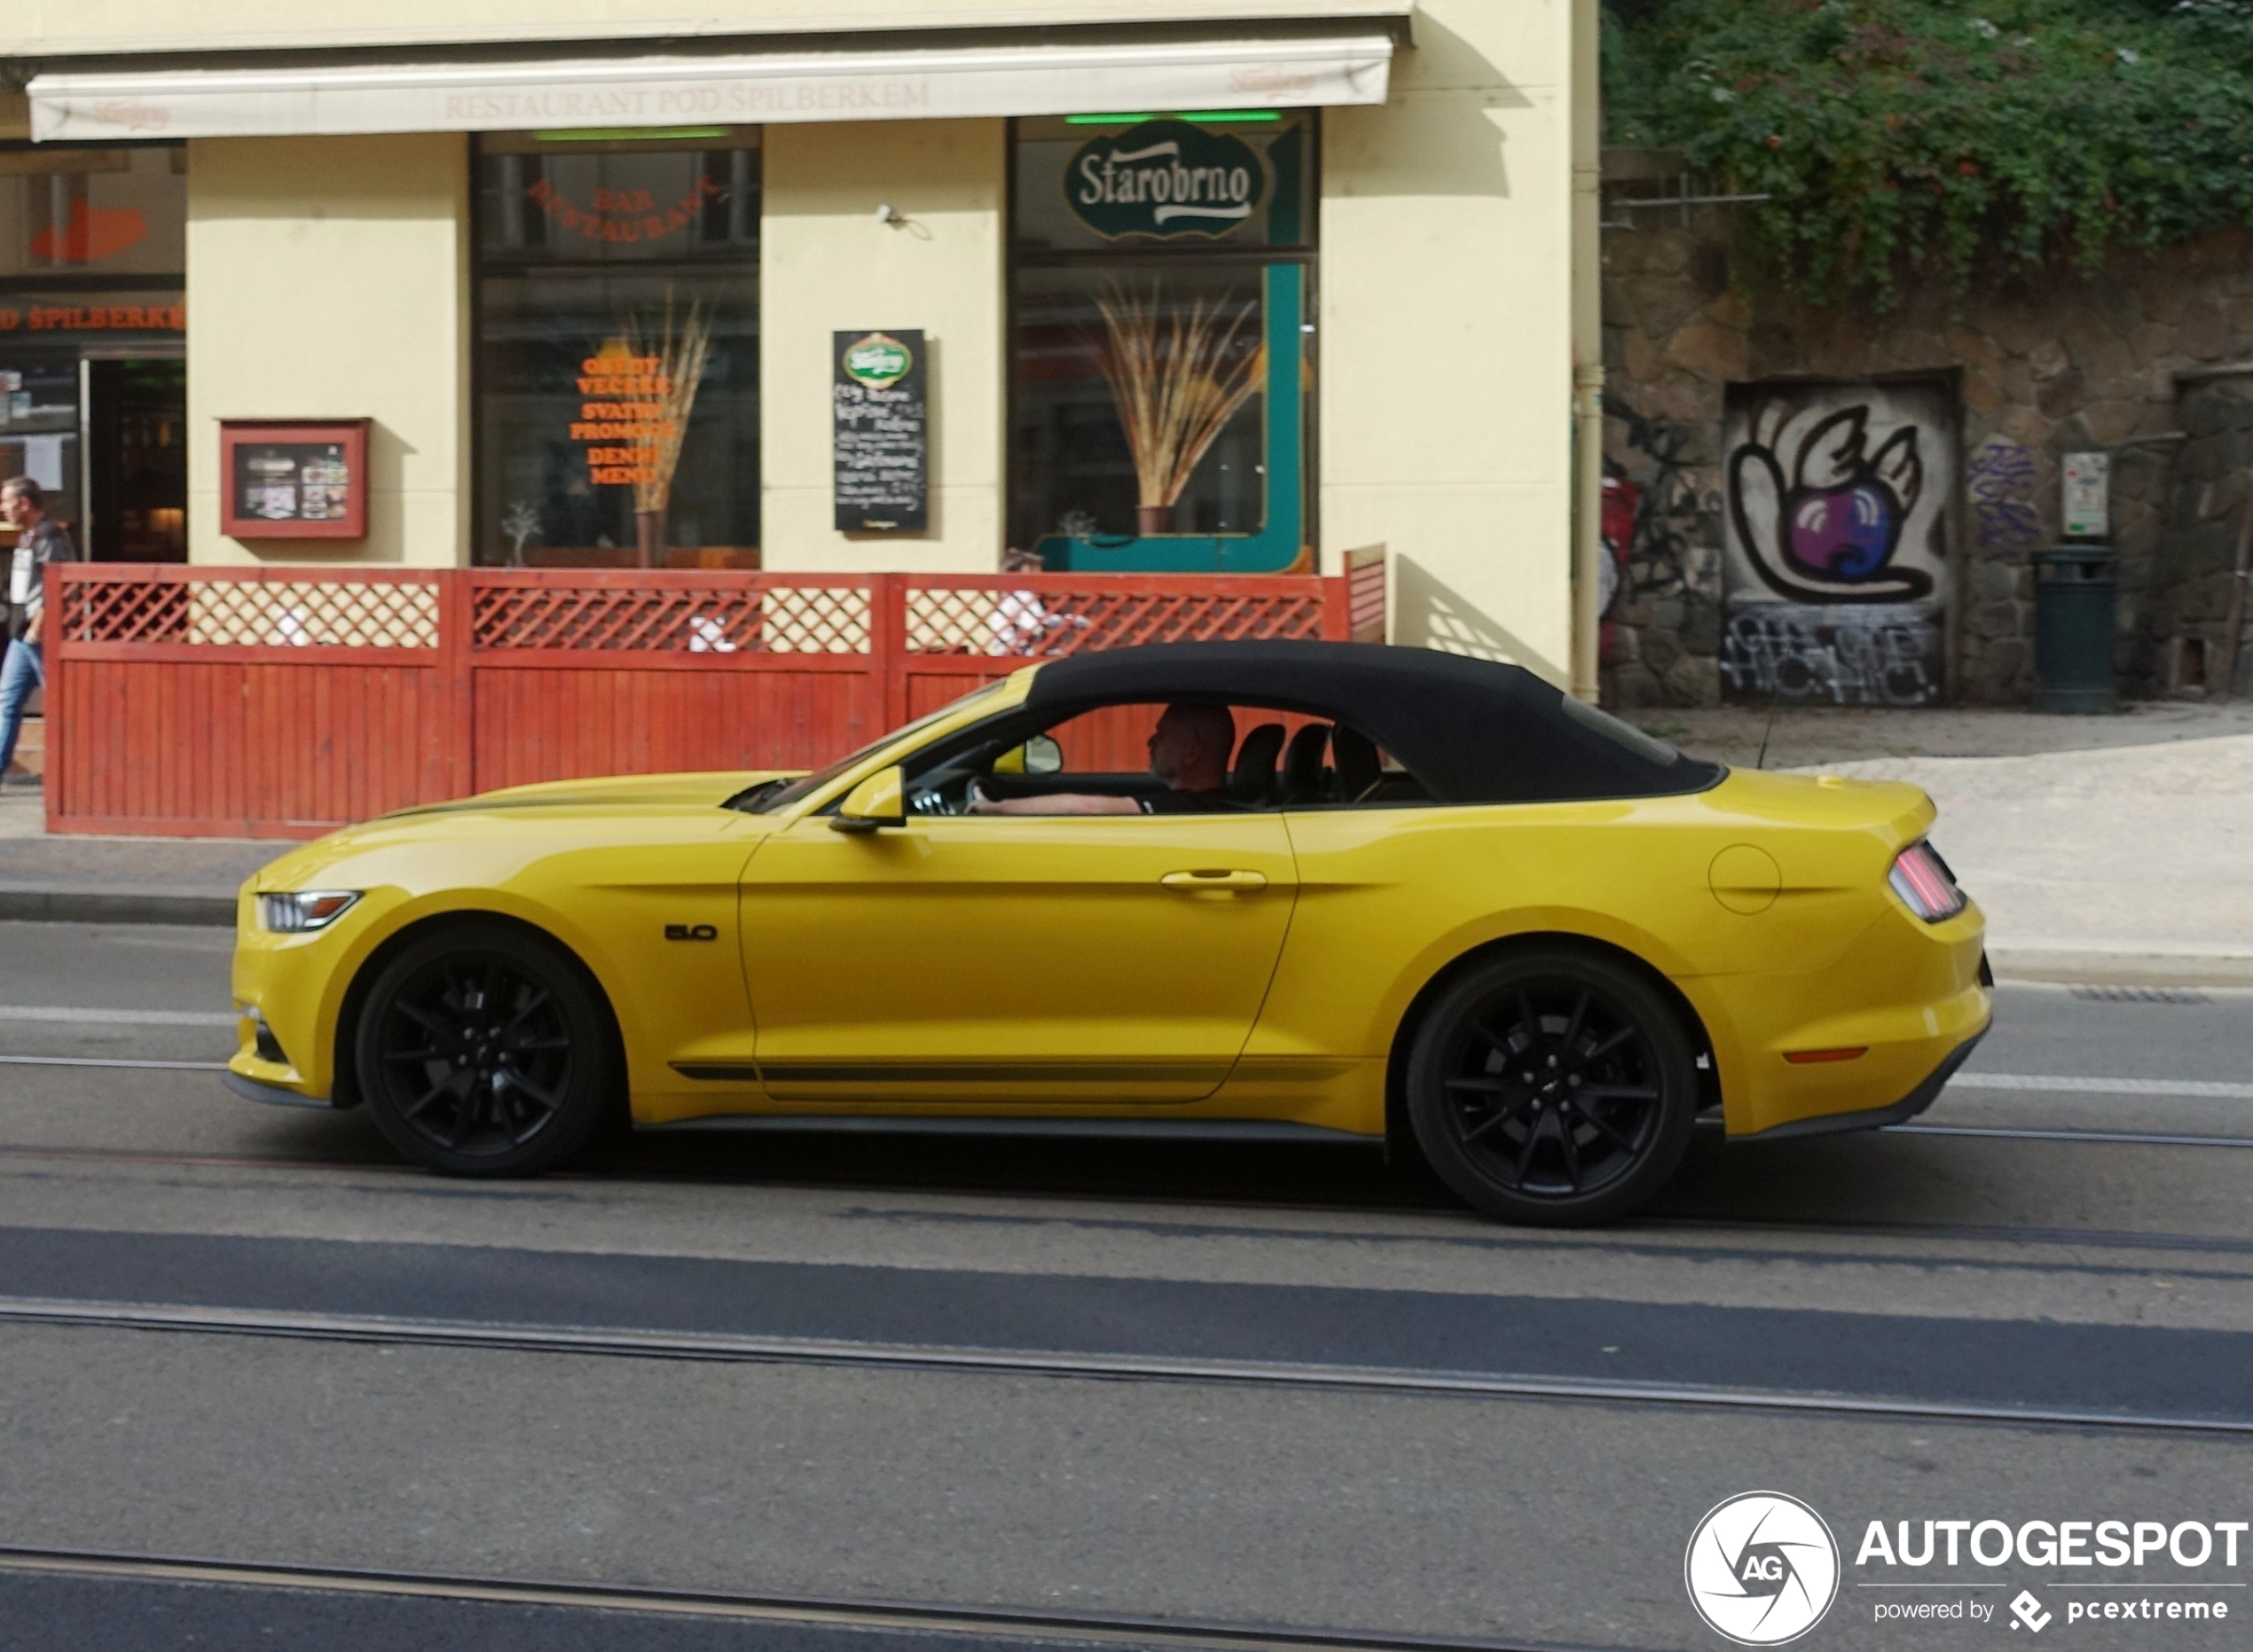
[1,1293,2247,1438]
[0,1139,2249,1281]
[0,1544,1582,1652]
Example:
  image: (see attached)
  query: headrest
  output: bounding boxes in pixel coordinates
[1281,722,1331,800]
[1331,724,1381,802]
[1229,722,1286,802]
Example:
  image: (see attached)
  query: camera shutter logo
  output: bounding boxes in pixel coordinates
[1684,1491,1841,1645]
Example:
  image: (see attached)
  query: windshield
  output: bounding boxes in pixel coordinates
[737,680,1017,813]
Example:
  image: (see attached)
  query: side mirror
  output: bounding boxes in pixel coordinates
[830,766,906,834]
[990,733,1064,776]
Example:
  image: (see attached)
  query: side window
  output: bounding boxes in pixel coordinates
[900,697,1433,815]
[1265,720,1430,809]
[1031,701,1432,810]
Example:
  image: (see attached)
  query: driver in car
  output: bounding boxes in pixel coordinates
[967,702,1240,816]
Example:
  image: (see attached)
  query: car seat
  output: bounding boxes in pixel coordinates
[1229,722,1286,804]
[1331,724,1382,803]
[1280,722,1331,803]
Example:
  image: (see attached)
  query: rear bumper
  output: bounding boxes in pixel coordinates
[1731,1028,1985,1143]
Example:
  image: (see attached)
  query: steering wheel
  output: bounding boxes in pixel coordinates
[909,773,980,816]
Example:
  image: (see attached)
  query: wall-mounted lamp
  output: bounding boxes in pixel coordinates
[873,203,931,239]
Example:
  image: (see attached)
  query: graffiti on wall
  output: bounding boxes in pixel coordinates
[1605,395,1710,607]
[1717,604,1938,707]
[1721,382,1953,705]
[1968,438,2040,559]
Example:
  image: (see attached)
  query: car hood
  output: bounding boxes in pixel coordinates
[386,770,802,815]
[247,771,804,894]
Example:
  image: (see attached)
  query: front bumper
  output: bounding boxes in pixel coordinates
[222,1069,339,1111]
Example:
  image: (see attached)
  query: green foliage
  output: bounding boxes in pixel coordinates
[1605,0,2253,307]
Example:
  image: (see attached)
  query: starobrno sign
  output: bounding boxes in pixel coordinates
[1065,119,1267,241]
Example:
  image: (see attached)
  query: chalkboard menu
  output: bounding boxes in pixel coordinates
[219,419,369,540]
[833,330,927,534]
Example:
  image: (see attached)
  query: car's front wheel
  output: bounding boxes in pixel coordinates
[1403,948,1697,1226]
[354,922,618,1177]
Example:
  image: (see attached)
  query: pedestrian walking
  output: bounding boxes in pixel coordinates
[0,477,78,785]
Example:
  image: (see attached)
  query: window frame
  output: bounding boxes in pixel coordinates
[467,130,764,570]
[1003,113,1322,566]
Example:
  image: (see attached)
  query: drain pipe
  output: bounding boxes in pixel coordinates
[1569,0,1605,704]
[1573,363,1605,703]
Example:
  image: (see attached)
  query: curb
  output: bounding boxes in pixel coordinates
[1988,945,2253,990]
[0,889,238,928]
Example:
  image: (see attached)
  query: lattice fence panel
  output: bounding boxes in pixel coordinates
[906,585,1328,658]
[758,587,870,654]
[472,583,870,654]
[66,578,438,647]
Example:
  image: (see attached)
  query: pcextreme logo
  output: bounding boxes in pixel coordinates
[1686,1491,1842,1645]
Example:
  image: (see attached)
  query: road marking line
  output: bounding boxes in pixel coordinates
[0,1055,227,1071]
[0,1005,234,1027]
[1893,1124,2253,1150]
[0,1296,2244,1437]
[1950,1072,2253,1100]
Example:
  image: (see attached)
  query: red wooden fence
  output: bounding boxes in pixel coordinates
[48,556,1386,839]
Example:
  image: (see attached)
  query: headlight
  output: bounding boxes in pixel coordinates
[257,891,361,933]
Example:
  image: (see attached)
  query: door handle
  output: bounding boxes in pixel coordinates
[1160,869,1268,893]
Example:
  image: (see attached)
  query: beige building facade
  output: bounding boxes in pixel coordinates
[4,0,1602,688]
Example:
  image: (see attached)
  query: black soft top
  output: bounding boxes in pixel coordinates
[1024,642,1721,804]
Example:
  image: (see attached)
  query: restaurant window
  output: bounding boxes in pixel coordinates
[475,130,760,568]
[1010,111,1315,572]
[0,144,188,562]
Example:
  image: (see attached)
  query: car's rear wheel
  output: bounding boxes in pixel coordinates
[1403,949,1696,1226]
[354,923,617,1177]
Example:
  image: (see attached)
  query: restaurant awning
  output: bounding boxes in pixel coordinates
[28,32,1396,143]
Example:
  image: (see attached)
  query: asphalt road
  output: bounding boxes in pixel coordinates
[1,921,2249,1650]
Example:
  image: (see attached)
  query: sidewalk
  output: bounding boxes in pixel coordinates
[4,700,2250,984]
[1657,701,2253,987]
[0,792,282,924]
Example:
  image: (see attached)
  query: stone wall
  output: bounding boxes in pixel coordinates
[2155,372,2253,700]
[1599,213,2253,707]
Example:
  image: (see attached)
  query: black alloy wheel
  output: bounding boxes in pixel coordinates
[354,923,618,1177]
[1404,949,1697,1225]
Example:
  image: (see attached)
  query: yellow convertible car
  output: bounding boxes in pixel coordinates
[229,642,1990,1225]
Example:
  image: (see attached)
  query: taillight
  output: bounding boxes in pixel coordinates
[1888,842,1966,922]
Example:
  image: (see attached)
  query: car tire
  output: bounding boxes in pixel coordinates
[354,922,620,1178]
[1403,948,1697,1226]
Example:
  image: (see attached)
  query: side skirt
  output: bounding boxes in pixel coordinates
[640,1115,1382,1146]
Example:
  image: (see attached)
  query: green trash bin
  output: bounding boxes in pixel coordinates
[2032,546,2118,713]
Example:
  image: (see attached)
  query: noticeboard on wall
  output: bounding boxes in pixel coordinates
[219,419,369,539]
[832,331,927,534]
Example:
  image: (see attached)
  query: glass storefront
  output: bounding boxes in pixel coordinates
[1009,111,1315,572]
[474,130,761,567]
[0,145,187,561]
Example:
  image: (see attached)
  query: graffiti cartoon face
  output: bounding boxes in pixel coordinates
[1729,403,1935,604]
